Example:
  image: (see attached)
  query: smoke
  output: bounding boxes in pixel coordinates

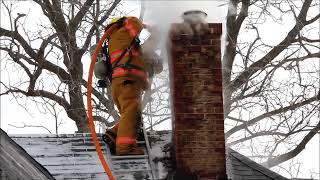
[142,1,229,62]
[137,0,228,129]
[170,10,210,39]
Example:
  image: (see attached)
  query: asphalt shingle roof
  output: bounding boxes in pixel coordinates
[8,131,289,180]
[0,128,54,180]
[226,148,288,180]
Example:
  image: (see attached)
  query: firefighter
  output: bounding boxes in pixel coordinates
[99,17,163,156]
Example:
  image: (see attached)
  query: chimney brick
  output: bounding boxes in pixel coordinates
[169,23,227,180]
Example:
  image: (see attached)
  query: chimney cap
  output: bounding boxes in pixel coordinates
[183,10,207,17]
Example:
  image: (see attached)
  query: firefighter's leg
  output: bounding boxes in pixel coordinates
[116,78,144,155]
[110,87,121,135]
[102,81,121,153]
[115,102,142,137]
[107,110,144,146]
[103,129,116,154]
[104,122,119,154]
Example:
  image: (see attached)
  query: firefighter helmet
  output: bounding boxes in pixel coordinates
[111,17,121,23]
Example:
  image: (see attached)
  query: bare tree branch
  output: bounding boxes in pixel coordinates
[226,95,319,137]
[225,0,315,96]
[262,120,320,168]
[9,123,52,134]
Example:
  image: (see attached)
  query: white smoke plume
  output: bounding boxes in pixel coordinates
[170,10,210,38]
[141,1,229,128]
[142,0,228,61]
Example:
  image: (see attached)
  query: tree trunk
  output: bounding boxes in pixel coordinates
[75,118,90,133]
[222,0,238,116]
[68,53,89,133]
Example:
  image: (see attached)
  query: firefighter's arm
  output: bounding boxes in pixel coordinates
[141,25,163,76]
[144,51,163,76]
[141,24,161,53]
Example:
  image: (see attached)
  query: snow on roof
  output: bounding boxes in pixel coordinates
[149,130,289,180]
[10,133,107,179]
[9,131,288,180]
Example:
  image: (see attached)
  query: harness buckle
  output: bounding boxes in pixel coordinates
[119,63,131,70]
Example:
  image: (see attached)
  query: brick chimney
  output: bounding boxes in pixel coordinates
[168,10,227,180]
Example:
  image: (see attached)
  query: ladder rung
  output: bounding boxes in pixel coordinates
[111,155,148,159]
[113,159,148,163]
[104,124,157,179]
[113,168,152,173]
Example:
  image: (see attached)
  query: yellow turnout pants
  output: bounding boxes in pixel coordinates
[111,76,143,146]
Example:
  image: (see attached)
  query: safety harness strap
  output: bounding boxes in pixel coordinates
[112,67,146,78]
[102,16,146,80]
[110,48,138,64]
[112,37,140,69]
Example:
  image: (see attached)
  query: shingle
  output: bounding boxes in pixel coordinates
[0,129,54,180]
[11,133,107,179]
[227,148,288,180]
[9,131,290,180]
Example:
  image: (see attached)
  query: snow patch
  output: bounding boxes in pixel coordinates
[148,131,172,179]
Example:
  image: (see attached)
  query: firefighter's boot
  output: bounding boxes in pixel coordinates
[116,144,144,156]
[136,126,145,141]
[102,130,117,154]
